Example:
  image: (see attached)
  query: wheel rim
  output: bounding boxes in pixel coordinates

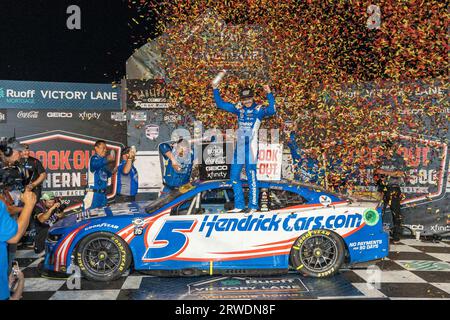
[81,237,122,276]
[299,235,338,272]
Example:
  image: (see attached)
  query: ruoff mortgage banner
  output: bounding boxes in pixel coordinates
[0,80,120,109]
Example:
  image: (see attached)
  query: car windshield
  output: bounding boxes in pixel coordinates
[144,189,182,213]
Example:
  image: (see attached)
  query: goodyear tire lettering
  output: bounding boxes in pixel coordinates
[290,230,345,278]
[75,232,132,282]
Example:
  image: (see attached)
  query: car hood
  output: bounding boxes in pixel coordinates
[50,200,156,232]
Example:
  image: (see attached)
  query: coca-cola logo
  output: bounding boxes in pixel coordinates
[205,156,226,165]
[17,111,39,119]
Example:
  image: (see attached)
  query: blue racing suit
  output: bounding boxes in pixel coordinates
[287,131,320,184]
[159,143,194,196]
[84,154,112,210]
[213,88,276,210]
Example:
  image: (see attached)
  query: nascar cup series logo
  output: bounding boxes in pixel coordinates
[145,124,159,140]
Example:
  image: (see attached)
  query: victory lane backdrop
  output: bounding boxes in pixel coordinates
[0,109,126,212]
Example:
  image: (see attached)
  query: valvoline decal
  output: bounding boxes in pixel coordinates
[198,213,363,238]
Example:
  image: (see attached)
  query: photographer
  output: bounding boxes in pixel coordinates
[33,192,65,255]
[20,144,47,200]
[0,191,36,300]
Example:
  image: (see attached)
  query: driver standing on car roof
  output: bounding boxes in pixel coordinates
[212,70,276,214]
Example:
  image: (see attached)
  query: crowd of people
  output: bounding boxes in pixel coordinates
[0,78,408,300]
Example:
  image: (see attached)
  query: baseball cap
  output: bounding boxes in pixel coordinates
[121,146,131,155]
[240,87,254,99]
[41,192,56,201]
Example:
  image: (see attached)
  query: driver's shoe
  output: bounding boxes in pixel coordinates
[228,208,244,213]
[244,208,257,216]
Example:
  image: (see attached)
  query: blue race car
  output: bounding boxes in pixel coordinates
[42,180,389,281]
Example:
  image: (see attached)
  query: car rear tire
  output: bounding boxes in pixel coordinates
[76,232,132,282]
[290,229,345,278]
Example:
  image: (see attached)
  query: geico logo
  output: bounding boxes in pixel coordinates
[206,165,228,171]
[47,112,73,118]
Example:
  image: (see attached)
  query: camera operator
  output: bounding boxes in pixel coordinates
[33,192,65,255]
[20,144,47,200]
[0,191,36,300]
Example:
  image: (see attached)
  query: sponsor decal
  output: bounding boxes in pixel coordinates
[257,144,282,181]
[200,142,231,181]
[0,109,6,123]
[319,195,332,206]
[132,218,145,235]
[47,112,73,118]
[0,88,36,104]
[348,240,383,251]
[198,213,363,238]
[111,112,127,122]
[145,124,160,140]
[163,114,182,123]
[84,223,119,231]
[17,111,39,119]
[131,111,147,121]
[78,112,101,121]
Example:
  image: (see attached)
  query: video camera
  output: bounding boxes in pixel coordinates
[0,139,28,192]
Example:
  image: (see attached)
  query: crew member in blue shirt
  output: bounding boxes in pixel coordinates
[159,139,194,197]
[116,146,139,202]
[83,140,115,212]
[213,81,276,214]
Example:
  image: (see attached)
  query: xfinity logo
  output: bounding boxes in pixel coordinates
[17,111,39,119]
[79,112,101,120]
[47,112,73,118]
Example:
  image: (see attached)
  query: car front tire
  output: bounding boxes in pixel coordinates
[76,232,132,282]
